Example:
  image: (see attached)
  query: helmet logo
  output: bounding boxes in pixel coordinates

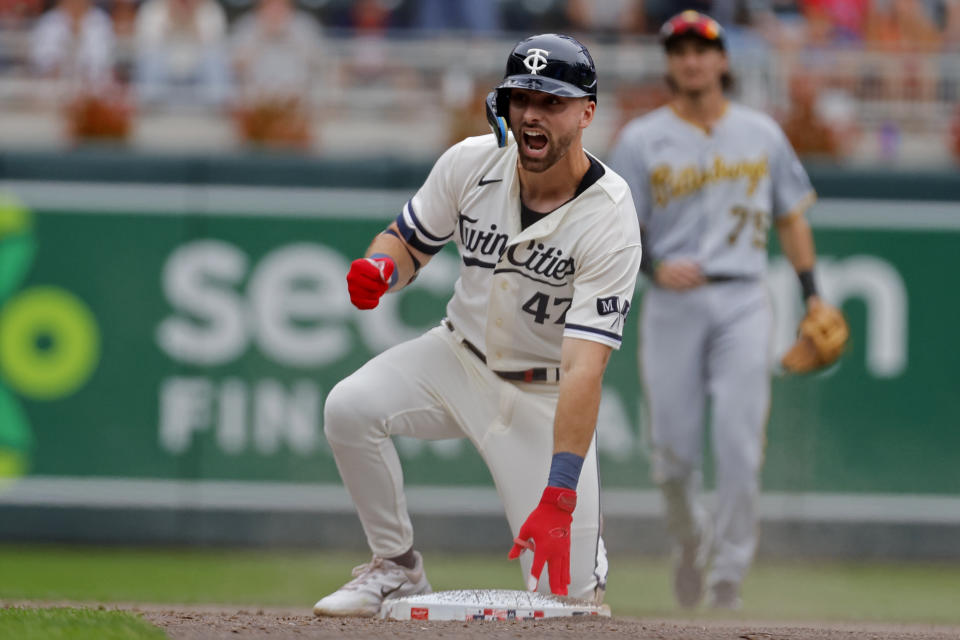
[522,48,550,75]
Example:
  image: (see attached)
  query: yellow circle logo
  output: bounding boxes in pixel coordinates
[0,286,101,399]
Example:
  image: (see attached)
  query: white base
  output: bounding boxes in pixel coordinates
[380,589,611,621]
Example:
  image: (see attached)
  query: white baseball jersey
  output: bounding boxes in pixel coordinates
[323,132,639,599]
[608,103,815,277]
[396,133,642,371]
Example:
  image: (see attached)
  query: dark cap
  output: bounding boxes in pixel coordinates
[660,10,726,51]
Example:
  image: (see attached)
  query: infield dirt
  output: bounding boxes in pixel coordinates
[137,605,960,640]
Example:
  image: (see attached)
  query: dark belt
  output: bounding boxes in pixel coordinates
[443,319,560,383]
[704,273,757,283]
[653,273,757,289]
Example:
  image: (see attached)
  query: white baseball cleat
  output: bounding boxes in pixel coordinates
[313,552,432,618]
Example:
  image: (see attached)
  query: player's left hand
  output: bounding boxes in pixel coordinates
[508,486,576,596]
[781,297,849,373]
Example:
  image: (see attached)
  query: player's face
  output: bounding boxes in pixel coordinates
[666,38,727,96]
[508,89,593,173]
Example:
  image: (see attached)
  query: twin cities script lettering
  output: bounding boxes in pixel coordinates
[459,213,510,260]
[458,213,575,283]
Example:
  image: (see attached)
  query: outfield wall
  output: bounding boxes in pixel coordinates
[0,150,957,557]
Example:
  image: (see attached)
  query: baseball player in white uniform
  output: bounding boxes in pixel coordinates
[608,11,826,610]
[313,33,642,617]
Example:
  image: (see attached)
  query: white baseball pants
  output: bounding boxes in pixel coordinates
[323,324,607,601]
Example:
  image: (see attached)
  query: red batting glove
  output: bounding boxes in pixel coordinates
[508,486,576,596]
[346,256,395,309]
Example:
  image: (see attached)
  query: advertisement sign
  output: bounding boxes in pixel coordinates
[1,184,957,498]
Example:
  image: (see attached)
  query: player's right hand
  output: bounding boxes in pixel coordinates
[346,256,395,309]
[655,259,706,290]
[508,486,576,596]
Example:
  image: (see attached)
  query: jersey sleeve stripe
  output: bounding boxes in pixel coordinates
[406,200,454,243]
[564,323,623,344]
[395,205,448,255]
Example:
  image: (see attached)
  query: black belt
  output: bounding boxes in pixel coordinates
[704,274,757,283]
[652,273,756,289]
[443,319,560,383]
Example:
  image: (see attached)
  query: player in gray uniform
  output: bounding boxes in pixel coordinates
[608,11,827,610]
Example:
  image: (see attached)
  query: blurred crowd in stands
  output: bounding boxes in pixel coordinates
[1,0,959,163]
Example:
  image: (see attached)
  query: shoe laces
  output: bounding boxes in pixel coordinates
[343,556,401,590]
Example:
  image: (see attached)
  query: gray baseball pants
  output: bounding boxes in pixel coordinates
[640,279,772,587]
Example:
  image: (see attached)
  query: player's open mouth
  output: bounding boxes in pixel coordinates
[522,130,548,156]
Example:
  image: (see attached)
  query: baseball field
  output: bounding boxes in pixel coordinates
[2,545,959,639]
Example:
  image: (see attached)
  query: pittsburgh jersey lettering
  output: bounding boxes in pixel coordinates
[649,155,769,206]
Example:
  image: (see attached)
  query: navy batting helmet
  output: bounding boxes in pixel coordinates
[486,34,597,147]
[497,33,597,103]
